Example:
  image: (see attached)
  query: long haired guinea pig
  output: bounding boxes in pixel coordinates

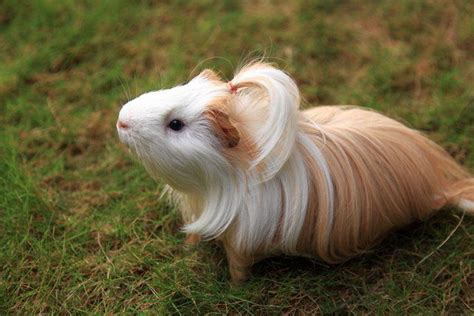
[117,62,474,283]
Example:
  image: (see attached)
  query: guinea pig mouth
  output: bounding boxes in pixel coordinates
[117,130,131,148]
[116,124,135,149]
[117,126,151,163]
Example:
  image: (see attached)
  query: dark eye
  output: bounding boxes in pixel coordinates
[168,119,184,131]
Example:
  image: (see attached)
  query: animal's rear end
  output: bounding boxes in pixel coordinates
[300,106,473,262]
[441,179,474,214]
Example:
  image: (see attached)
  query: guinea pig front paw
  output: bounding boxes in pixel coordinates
[184,233,202,245]
[229,265,250,286]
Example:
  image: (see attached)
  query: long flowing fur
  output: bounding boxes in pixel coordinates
[117,62,474,271]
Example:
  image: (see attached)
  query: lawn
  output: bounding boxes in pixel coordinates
[1,0,473,314]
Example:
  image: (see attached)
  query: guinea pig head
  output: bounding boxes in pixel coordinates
[116,69,247,192]
[117,63,301,195]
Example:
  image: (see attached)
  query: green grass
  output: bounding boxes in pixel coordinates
[1,0,473,313]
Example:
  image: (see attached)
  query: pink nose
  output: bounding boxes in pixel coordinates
[117,120,129,129]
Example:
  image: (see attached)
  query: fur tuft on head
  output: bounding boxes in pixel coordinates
[228,62,301,180]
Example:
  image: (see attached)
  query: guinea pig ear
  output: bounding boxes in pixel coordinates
[229,62,300,180]
[198,69,222,82]
[205,108,240,148]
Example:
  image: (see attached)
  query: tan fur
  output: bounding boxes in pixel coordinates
[444,179,474,206]
[205,108,240,148]
[224,106,472,282]
[296,107,469,262]
[184,233,202,245]
[205,97,260,169]
[199,69,222,82]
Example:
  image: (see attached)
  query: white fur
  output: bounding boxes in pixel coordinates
[298,132,335,240]
[230,66,300,181]
[117,66,334,254]
[458,198,474,213]
[118,75,244,238]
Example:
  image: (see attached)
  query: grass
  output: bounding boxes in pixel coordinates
[1,0,473,313]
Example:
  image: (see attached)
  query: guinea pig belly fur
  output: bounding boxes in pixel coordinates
[117,62,474,283]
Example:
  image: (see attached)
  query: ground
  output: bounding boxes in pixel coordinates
[1,0,473,314]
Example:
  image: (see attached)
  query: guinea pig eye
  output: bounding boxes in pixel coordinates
[168,119,185,131]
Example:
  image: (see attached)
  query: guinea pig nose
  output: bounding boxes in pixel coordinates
[117,120,130,129]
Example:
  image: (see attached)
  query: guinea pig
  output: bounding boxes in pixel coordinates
[117,62,474,283]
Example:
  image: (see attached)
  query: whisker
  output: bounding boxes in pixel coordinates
[188,56,234,81]
[118,77,130,102]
